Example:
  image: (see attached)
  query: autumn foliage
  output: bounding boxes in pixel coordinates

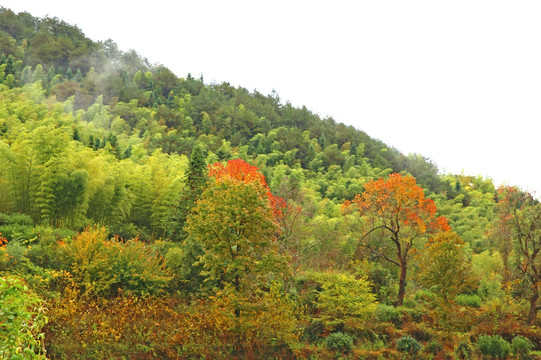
[343,173,450,234]
[343,173,450,305]
[209,159,286,220]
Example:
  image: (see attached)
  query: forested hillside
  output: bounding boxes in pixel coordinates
[1,7,540,360]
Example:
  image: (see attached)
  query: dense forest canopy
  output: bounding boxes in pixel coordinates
[1,7,540,360]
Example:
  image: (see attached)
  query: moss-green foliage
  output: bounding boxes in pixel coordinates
[455,293,483,308]
[455,341,473,360]
[512,336,533,360]
[324,332,354,353]
[396,335,421,356]
[476,335,511,359]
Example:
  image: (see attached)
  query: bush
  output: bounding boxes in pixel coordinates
[0,212,33,226]
[0,276,47,359]
[476,335,511,359]
[455,341,472,360]
[0,212,35,242]
[414,289,437,304]
[324,332,354,353]
[396,335,421,356]
[68,227,171,297]
[375,304,403,325]
[456,293,482,308]
[512,336,533,360]
[426,339,442,355]
[0,224,35,242]
[304,319,325,343]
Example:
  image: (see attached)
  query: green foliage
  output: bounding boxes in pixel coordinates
[396,335,421,356]
[186,178,284,293]
[512,336,533,360]
[312,272,377,331]
[414,289,437,304]
[476,335,511,359]
[455,341,473,360]
[426,339,442,355]
[455,293,482,308]
[0,276,47,359]
[374,304,403,325]
[416,231,475,301]
[324,332,354,353]
[168,144,207,242]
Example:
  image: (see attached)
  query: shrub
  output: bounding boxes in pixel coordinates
[0,212,34,226]
[0,224,35,242]
[476,335,511,359]
[426,339,442,355]
[304,319,325,343]
[0,276,47,359]
[414,289,437,304]
[68,227,171,297]
[456,293,482,308]
[455,341,472,360]
[396,335,421,356]
[324,332,354,353]
[512,336,533,360]
[375,304,403,325]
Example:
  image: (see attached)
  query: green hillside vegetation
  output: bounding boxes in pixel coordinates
[0,7,540,360]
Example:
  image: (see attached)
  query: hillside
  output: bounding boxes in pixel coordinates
[0,7,539,360]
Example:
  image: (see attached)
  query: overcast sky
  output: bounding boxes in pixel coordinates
[3,0,541,194]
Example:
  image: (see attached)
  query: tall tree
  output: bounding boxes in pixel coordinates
[496,186,541,325]
[343,173,450,305]
[416,231,474,302]
[185,160,290,347]
[168,145,208,242]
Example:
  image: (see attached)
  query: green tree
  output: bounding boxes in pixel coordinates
[496,186,541,325]
[186,178,286,294]
[185,170,292,353]
[168,144,208,242]
[417,231,475,302]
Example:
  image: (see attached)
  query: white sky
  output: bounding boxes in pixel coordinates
[3,0,541,194]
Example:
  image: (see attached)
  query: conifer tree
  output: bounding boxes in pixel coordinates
[168,144,208,242]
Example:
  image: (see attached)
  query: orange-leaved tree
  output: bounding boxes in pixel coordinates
[343,173,450,306]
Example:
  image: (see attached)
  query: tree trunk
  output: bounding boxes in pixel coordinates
[528,284,539,326]
[396,257,407,306]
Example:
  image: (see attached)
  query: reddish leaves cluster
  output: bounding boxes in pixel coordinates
[209,159,285,220]
[344,173,450,234]
[209,158,267,186]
